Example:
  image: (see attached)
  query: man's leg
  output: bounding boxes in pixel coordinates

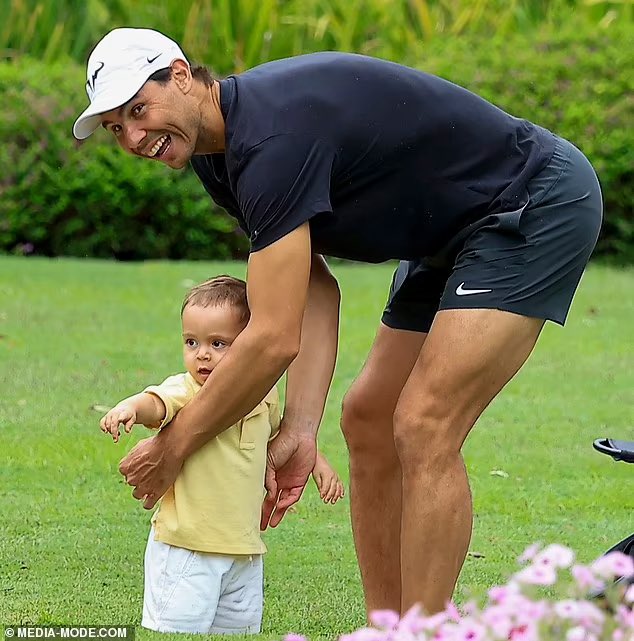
[341,324,426,613]
[393,308,544,613]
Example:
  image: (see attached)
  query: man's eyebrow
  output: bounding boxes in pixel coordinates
[100,90,143,128]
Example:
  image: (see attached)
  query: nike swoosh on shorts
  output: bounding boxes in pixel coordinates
[455,282,493,296]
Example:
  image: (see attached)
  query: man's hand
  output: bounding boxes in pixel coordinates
[118,431,183,509]
[261,425,317,529]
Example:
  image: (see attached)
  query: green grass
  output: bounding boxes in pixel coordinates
[0,257,632,639]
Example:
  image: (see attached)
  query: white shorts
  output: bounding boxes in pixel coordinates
[141,528,263,634]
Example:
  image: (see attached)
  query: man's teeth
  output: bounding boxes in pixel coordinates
[149,135,168,157]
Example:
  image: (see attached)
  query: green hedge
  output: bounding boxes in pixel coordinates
[416,20,633,262]
[0,18,632,261]
[0,61,247,260]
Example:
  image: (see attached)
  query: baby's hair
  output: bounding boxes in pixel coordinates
[181,275,250,325]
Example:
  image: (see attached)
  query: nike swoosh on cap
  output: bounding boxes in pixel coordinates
[147,54,161,63]
[455,282,493,296]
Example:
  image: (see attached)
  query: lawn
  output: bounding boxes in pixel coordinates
[0,257,632,640]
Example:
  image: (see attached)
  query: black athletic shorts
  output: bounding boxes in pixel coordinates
[382,135,603,333]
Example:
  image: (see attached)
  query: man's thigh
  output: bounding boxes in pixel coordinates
[395,308,544,450]
[341,321,427,449]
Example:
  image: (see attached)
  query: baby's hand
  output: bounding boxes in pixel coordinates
[312,452,345,504]
[100,404,136,443]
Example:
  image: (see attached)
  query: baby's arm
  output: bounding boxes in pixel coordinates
[100,392,166,443]
[312,450,345,504]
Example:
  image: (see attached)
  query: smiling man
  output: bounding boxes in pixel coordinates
[73,28,603,615]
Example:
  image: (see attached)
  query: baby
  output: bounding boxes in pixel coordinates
[100,275,343,634]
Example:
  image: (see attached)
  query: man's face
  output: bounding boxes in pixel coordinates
[99,74,198,169]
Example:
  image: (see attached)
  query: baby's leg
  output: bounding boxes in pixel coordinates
[141,527,229,633]
[210,555,264,634]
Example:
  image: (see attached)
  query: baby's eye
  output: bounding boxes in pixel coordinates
[211,340,226,348]
[185,338,198,348]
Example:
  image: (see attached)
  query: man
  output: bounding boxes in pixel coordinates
[73,28,602,615]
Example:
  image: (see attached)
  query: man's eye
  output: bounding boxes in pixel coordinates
[132,104,145,117]
[111,124,122,135]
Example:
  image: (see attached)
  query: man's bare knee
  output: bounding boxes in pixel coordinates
[393,401,466,473]
[341,386,396,457]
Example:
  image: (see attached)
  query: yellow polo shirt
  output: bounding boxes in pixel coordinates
[143,373,280,555]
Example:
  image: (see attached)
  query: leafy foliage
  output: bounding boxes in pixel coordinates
[418,19,633,260]
[0,60,247,260]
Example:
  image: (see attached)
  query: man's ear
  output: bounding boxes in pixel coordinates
[171,59,193,94]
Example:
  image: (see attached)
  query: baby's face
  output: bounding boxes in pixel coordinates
[182,303,246,385]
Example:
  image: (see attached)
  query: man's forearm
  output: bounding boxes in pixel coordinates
[282,255,340,437]
[161,326,296,459]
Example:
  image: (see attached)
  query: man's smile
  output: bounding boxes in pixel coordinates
[142,134,171,158]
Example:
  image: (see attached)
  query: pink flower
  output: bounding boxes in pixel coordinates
[520,598,549,621]
[453,618,487,641]
[369,610,400,630]
[572,564,603,591]
[431,624,456,641]
[488,583,521,605]
[592,552,634,580]
[445,601,462,622]
[518,543,542,564]
[566,626,597,641]
[534,544,576,569]
[555,599,581,619]
[576,600,606,633]
[339,628,385,641]
[514,563,558,585]
[625,584,634,604]
[508,622,539,641]
[615,604,634,629]
[481,604,512,638]
[462,600,479,617]
[419,611,449,631]
[284,635,307,641]
[397,604,428,634]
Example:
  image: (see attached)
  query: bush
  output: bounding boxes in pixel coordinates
[0,17,631,261]
[415,19,633,262]
[0,59,247,260]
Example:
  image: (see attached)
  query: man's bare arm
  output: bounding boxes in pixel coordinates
[283,254,340,436]
[261,253,341,528]
[119,223,312,506]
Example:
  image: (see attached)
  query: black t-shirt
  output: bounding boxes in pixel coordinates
[191,52,555,262]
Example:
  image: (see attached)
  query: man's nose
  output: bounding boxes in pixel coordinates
[124,124,146,150]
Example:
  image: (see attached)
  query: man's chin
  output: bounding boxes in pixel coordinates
[164,149,194,169]
[168,157,191,170]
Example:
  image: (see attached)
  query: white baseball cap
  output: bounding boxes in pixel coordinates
[73,27,189,140]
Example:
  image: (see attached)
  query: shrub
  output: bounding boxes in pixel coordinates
[0,59,247,260]
[416,19,633,262]
[0,17,631,261]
